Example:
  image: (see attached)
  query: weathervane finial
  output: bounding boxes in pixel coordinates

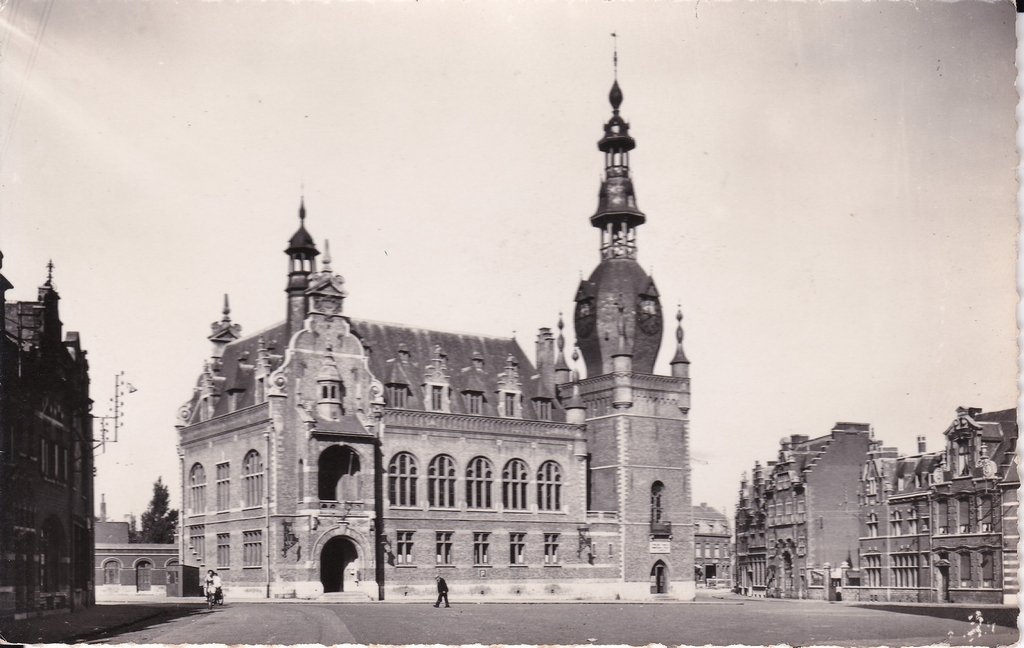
[611,32,618,80]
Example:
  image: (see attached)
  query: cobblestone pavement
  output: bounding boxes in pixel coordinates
[92,598,1018,646]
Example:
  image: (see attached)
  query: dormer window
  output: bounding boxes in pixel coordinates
[465,391,483,415]
[534,398,552,421]
[386,384,409,409]
[431,385,444,411]
[504,393,517,417]
[956,439,971,476]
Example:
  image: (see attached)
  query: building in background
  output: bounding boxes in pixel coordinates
[94,519,178,599]
[693,502,731,587]
[174,79,695,602]
[0,254,95,619]
[734,424,872,599]
[848,407,1018,605]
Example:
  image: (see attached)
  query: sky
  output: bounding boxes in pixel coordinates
[1,1,1018,523]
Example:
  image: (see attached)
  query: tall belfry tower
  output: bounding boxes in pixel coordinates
[568,61,694,599]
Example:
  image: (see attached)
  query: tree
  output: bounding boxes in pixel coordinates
[134,477,179,544]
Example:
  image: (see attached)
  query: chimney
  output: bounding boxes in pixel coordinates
[917,435,926,453]
[100,494,107,522]
[535,327,555,397]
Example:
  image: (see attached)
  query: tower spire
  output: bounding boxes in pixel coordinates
[592,50,644,261]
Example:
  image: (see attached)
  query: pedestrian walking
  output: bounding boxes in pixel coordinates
[433,575,450,607]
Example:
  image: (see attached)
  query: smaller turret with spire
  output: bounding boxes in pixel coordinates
[285,197,320,335]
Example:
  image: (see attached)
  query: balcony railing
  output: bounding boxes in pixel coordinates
[650,520,672,537]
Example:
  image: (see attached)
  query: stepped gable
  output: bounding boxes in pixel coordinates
[183,321,289,420]
[348,318,557,421]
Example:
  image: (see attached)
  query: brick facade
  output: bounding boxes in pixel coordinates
[846,407,1018,605]
[175,79,695,601]
[735,425,872,599]
[0,256,95,620]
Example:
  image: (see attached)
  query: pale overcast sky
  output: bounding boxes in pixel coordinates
[1,1,1017,522]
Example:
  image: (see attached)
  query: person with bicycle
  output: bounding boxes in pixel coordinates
[204,570,224,607]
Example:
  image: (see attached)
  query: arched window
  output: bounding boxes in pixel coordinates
[466,457,493,509]
[537,461,562,511]
[189,463,206,513]
[428,455,456,508]
[103,559,121,585]
[651,481,665,522]
[318,445,361,502]
[243,450,264,508]
[502,459,529,510]
[388,452,418,507]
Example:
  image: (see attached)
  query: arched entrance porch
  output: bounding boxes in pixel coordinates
[320,536,359,593]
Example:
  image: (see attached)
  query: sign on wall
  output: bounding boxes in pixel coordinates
[649,541,671,554]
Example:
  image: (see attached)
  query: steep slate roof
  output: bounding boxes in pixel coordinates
[349,318,559,421]
[193,317,561,422]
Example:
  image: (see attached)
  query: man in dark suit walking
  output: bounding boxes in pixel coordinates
[433,575,450,607]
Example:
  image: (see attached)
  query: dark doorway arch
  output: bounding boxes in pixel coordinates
[320,536,359,593]
[650,560,668,594]
[136,560,153,592]
[318,445,361,502]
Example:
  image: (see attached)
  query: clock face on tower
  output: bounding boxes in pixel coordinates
[575,300,595,338]
[636,296,662,335]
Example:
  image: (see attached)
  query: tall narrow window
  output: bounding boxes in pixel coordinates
[388,452,418,507]
[981,551,995,587]
[503,459,529,510]
[537,461,562,511]
[956,440,971,476]
[189,525,206,563]
[435,531,453,565]
[243,450,264,509]
[473,532,490,565]
[243,530,263,567]
[510,533,526,565]
[867,512,878,537]
[216,533,230,568]
[978,496,994,532]
[189,463,207,513]
[890,511,902,536]
[543,533,560,565]
[958,498,971,533]
[430,386,444,411]
[466,457,493,509]
[428,455,457,508]
[396,531,414,565]
[650,481,665,522]
[959,552,972,587]
[216,462,230,511]
[504,392,517,417]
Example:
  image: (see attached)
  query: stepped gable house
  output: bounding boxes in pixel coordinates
[0,255,95,620]
[175,78,695,601]
[735,424,873,599]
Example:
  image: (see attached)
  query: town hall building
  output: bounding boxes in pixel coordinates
[175,77,695,601]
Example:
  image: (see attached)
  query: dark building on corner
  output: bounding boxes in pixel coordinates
[175,78,695,601]
[0,254,95,619]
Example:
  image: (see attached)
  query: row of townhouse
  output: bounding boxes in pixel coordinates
[850,407,1018,604]
[734,407,1018,605]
